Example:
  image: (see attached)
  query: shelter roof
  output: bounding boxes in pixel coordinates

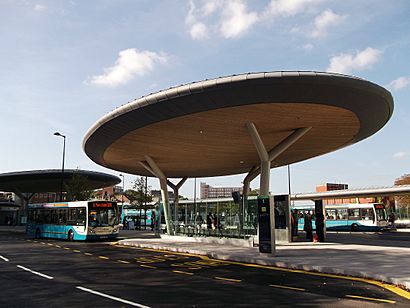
[0,169,120,193]
[83,71,393,178]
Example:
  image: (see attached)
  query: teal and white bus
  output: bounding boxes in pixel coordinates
[293,203,388,231]
[27,200,120,240]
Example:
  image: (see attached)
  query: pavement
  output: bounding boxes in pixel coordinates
[3,225,410,291]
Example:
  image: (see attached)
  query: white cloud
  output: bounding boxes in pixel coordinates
[303,43,314,51]
[388,77,410,91]
[326,47,382,74]
[266,0,324,18]
[393,152,407,159]
[219,0,259,38]
[186,0,216,40]
[34,4,47,12]
[89,48,168,87]
[190,22,209,40]
[310,10,346,38]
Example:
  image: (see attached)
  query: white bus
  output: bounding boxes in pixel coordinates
[293,203,388,231]
[27,200,120,240]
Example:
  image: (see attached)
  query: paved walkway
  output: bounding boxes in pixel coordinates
[119,231,410,291]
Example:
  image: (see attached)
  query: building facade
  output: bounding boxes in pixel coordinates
[200,182,243,199]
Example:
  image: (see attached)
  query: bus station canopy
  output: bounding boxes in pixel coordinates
[83,71,393,178]
[0,169,120,193]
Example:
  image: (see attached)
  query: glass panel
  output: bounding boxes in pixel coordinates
[326,209,337,220]
[360,208,374,221]
[348,209,360,220]
[337,209,348,220]
[375,208,386,221]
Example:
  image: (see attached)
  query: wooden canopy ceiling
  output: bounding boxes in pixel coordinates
[83,71,393,178]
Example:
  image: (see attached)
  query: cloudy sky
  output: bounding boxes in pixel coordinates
[1,0,409,198]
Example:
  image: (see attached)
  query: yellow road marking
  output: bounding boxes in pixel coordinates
[269,284,306,292]
[173,270,194,276]
[55,245,61,248]
[117,260,130,264]
[215,276,241,283]
[64,247,70,250]
[84,253,93,256]
[216,259,410,300]
[98,256,109,260]
[140,264,157,269]
[346,295,396,304]
[112,243,410,300]
[73,250,81,253]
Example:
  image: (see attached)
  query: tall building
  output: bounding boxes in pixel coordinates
[200,182,243,199]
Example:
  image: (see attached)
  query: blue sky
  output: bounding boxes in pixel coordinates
[1,0,410,198]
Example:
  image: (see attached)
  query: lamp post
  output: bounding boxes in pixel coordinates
[119,174,125,206]
[54,132,66,202]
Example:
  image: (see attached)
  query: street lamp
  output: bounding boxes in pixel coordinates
[54,132,66,202]
[119,174,125,206]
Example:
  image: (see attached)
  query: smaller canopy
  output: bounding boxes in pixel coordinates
[0,169,121,193]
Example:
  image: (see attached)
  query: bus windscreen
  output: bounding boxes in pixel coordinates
[88,202,118,227]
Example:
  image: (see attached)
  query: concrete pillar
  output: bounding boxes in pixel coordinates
[167,177,188,234]
[246,122,270,196]
[139,156,174,235]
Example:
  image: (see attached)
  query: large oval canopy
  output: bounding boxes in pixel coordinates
[0,169,121,193]
[83,71,393,178]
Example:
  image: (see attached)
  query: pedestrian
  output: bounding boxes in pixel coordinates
[388,212,396,229]
[206,212,213,230]
[315,211,325,242]
[151,210,156,231]
[304,211,313,241]
[291,210,299,240]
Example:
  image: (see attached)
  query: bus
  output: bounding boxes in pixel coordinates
[27,200,121,240]
[293,203,388,231]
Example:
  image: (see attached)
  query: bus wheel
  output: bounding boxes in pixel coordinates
[68,230,74,241]
[351,223,359,231]
[35,229,41,239]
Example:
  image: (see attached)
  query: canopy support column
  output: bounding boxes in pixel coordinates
[167,177,188,234]
[246,122,270,196]
[139,156,174,235]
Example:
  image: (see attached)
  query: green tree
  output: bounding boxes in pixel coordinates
[132,176,152,208]
[64,171,95,201]
[395,174,410,216]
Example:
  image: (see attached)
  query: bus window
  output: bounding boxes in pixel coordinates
[337,209,348,220]
[348,209,360,220]
[326,209,336,220]
[375,206,387,221]
[360,208,374,221]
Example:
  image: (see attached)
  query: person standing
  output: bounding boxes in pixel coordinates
[315,211,325,242]
[304,211,313,241]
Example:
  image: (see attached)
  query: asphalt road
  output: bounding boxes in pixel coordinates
[1,232,409,307]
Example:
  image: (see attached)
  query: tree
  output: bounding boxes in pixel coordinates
[131,177,152,208]
[395,174,410,214]
[64,171,95,201]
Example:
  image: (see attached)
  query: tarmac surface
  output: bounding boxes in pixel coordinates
[117,229,410,293]
[2,226,410,293]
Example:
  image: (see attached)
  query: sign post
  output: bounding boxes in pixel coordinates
[257,195,275,255]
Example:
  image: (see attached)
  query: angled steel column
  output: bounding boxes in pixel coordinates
[243,127,313,187]
[246,122,270,196]
[167,177,188,234]
[140,156,174,235]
